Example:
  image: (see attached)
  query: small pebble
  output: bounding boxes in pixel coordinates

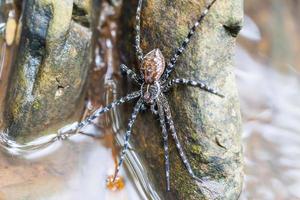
[5,10,17,46]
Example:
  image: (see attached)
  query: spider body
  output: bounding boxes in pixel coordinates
[140,49,165,84]
[140,49,165,104]
[58,0,222,195]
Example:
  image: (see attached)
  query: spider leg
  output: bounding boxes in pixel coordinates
[163,78,224,98]
[57,91,141,140]
[160,94,218,197]
[161,0,217,81]
[157,99,170,191]
[135,0,144,62]
[120,64,143,85]
[113,98,143,181]
[161,94,198,180]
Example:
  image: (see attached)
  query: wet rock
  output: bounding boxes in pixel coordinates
[4,0,92,142]
[118,0,243,199]
[73,0,91,27]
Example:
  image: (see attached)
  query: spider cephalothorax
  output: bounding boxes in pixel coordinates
[58,0,222,195]
[141,81,160,104]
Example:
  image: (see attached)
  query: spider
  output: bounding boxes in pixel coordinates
[58,0,223,193]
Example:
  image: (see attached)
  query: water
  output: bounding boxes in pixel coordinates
[0,125,143,199]
[237,17,300,199]
[237,45,300,199]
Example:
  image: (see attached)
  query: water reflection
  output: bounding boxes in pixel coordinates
[0,128,141,200]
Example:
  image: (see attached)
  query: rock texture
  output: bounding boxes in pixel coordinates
[118,0,244,199]
[4,0,92,142]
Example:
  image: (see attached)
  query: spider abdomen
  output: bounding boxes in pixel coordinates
[140,49,165,84]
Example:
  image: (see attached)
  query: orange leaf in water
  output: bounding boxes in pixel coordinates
[106,175,125,191]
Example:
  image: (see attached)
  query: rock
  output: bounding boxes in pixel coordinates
[73,0,91,27]
[4,0,91,142]
[118,0,243,199]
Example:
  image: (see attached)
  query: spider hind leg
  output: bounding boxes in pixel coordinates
[113,98,143,181]
[160,94,218,196]
[157,99,171,191]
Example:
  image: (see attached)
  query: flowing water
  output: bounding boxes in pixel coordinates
[238,11,300,200]
[0,1,300,200]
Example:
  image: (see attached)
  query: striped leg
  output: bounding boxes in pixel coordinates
[161,0,217,81]
[163,78,224,97]
[120,64,143,84]
[157,99,171,191]
[135,0,144,62]
[57,91,140,140]
[160,94,218,197]
[161,94,200,181]
[113,98,143,181]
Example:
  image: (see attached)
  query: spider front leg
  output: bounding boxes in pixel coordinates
[163,78,224,98]
[57,91,141,140]
[120,64,143,85]
[113,98,143,181]
[135,0,144,62]
[161,0,217,81]
[157,99,170,191]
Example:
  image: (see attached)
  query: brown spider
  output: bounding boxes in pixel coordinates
[58,0,223,194]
